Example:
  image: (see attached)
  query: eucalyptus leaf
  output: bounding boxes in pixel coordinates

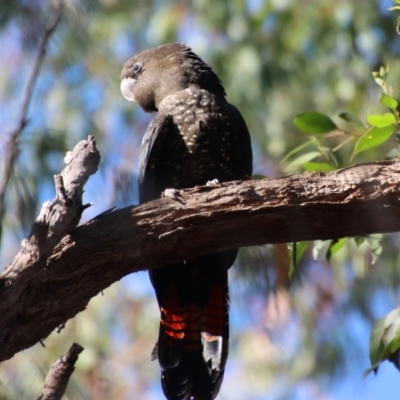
[380,94,398,110]
[294,112,337,134]
[302,162,335,172]
[367,309,400,375]
[286,151,321,171]
[312,240,329,261]
[369,316,387,367]
[338,112,365,128]
[353,125,395,156]
[367,113,396,128]
[281,140,314,163]
[327,238,346,260]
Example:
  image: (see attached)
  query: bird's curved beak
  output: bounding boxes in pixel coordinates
[120,77,137,102]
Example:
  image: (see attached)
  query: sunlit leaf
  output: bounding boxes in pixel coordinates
[353,125,395,156]
[365,233,383,242]
[312,240,329,260]
[372,71,386,90]
[354,237,365,246]
[338,112,365,128]
[285,151,321,171]
[367,308,400,376]
[369,316,387,368]
[380,94,398,109]
[252,174,267,180]
[327,238,346,260]
[281,140,313,163]
[367,113,396,128]
[383,309,400,347]
[372,67,389,91]
[294,112,337,134]
[302,162,335,172]
[365,233,383,264]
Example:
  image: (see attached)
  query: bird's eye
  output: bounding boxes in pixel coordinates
[133,62,143,74]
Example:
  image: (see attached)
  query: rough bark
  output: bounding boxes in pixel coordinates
[37,342,84,400]
[0,135,99,362]
[1,151,400,362]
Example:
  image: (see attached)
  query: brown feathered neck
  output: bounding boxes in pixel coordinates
[121,43,226,112]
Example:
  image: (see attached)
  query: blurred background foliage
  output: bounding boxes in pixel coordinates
[1,0,400,399]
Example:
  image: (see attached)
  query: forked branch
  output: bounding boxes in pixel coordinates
[1,149,400,362]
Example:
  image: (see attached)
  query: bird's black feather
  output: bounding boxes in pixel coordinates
[121,43,252,400]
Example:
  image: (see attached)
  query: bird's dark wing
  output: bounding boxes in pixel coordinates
[138,113,175,204]
[139,99,252,206]
[137,90,252,400]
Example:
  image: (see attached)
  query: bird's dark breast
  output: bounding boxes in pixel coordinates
[146,88,245,193]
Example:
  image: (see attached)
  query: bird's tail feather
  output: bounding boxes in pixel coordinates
[150,255,231,400]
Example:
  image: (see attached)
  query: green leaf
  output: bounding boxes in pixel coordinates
[326,148,340,167]
[367,308,400,376]
[312,240,328,260]
[383,308,400,351]
[326,238,346,260]
[281,141,313,163]
[390,0,400,8]
[364,233,383,242]
[365,233,383,264]
[354,237,364,247]
[252,174,267,180]
[285,151,321,171]
[372,71,386,90]
[294,112,337,134]
[353,125,395,156]
[380,94,398,109]
[288,241,308,278]
[338,112,365,128]
[369,316,387,367]
[302,162,335,172]
[367,113,396,128]
[363,366,377,377]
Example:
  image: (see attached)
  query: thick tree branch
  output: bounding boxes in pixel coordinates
[0,136,99,362]
[6,135,100,275]
[1,156,400,362]
[0,0,64,245]
[37,342,84,400]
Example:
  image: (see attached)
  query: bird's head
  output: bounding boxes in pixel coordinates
[120,43,226,112]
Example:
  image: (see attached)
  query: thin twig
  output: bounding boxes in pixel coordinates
[37,342,84,400]
[0,0,64,246]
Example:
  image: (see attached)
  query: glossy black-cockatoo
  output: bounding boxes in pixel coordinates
[120,43,252,400]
